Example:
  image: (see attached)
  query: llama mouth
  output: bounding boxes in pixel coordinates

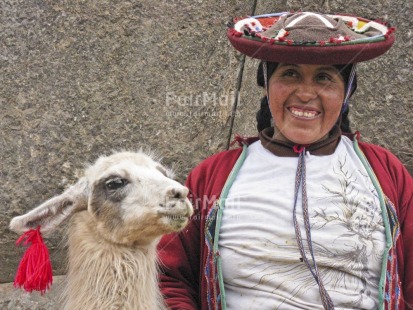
[167,215,189,221]
[288,107,320,119]
[158,210,190,221]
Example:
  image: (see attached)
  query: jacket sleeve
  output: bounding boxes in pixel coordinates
[157,147,245,309]
[361,142,413,308]
[387,151,413,308]
[393,156,413,307]
[158,170,202,310]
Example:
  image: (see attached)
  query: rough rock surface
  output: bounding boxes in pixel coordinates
[1,0,411,308]
[1,0,253,285]
[0,276,63,310]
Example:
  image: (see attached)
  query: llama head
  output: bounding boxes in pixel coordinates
[10,151,193,245]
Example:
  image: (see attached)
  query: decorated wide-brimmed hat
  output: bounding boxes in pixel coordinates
[227,12,395,64]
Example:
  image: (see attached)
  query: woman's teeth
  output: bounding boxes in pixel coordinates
[290,107,319,118]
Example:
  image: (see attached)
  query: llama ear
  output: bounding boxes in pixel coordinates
[9,178,89,235]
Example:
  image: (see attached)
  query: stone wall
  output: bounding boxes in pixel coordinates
[1,0,411,308]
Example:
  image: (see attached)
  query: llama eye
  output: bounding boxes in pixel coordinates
[105,178,128,190]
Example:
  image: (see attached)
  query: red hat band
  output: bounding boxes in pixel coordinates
[227,12,395,64]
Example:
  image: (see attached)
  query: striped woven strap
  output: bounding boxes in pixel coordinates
[292,147,335,309]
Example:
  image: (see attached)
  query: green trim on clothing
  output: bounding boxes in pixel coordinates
[214,144,248,310]
[352,137,393,310]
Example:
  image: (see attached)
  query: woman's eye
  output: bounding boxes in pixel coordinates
[282,70,298,77]
[317,73,333,82]
[105,178,128,190]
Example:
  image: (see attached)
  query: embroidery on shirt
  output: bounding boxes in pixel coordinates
[311,154,384,308]
[226,154,385,309]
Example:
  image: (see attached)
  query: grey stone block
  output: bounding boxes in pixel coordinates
[0,0,254,285]
[0,276,63,310]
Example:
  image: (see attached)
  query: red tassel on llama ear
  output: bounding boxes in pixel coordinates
[14,226,53,295]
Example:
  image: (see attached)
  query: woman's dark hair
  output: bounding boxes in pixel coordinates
[256,61,356,133]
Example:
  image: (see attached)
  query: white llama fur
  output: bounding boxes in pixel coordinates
[10,151,193,310]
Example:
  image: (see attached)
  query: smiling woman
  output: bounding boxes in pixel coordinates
[158,11,412,310]
[268,64,345,145]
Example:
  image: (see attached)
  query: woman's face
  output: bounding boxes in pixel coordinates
[268,63,345,145]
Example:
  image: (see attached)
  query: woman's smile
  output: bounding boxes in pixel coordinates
[268,63,345,145]
[287,106,321,120]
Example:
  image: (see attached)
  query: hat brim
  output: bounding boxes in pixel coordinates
[227,13,395,64]
[227,32,395,64]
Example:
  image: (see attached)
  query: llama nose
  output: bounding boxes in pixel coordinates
[167,186,189,199]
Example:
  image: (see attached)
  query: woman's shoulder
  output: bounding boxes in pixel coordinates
[192,147,244,174]
[184,146,246,198]
[342,133,402,166]
[192,136,259,174]
[350,135,412,200]
[358,140,403,167]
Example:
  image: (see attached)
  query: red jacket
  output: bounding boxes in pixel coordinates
[158,138,413,310]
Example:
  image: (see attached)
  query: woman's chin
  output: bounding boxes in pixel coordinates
[278,129,329,145]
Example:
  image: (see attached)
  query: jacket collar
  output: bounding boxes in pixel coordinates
[259,125,342,157]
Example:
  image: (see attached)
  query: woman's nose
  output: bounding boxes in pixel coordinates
[295,83,318,102]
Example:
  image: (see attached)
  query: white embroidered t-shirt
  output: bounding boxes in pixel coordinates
[218,136,385,309]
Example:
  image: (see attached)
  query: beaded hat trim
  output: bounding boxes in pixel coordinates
[227,12,396,64]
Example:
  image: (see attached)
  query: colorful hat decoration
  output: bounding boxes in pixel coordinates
[227,12,396,64]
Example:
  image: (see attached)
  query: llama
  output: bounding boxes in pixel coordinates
[9,151,193,310]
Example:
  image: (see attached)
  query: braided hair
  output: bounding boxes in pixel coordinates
[255,61,356,133]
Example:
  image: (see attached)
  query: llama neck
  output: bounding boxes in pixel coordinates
[63,211,164,310]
